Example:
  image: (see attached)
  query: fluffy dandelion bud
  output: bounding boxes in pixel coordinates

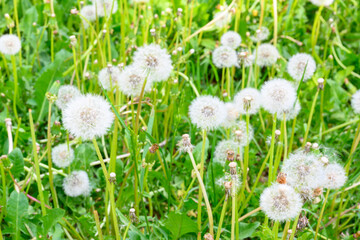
[317,78,325,89]
[305,142,312,152]
[287,53,316,82]
[214,140,240,165]
[310,0,334,7]
[260,78,297,115]
[80,5,96,29]
[52,144,74,168]
[189,95,226,130]
[220,31,242,49]
[0,34,21,55]
[320,156,329,165]
[62,94,114,140]
[177,134,194,153]
[275,130,281,139]
[224,181,232,197]
[251,26,269,42]
[129,208,138,223]
[229,162,237,175]
[150,28,156,36]
[70,8,78,14]
[312,143,319,149]
[109,172,116,183]
[255,43,280,67]
[226,150,235,161]
[55,85,81,111]
[98,65,121,90]
[232,121,254,147]
[234,88,261,115]
[323,163,347,189]
[69,35,77,46]
[95,0,118,17]
[204,233,214,240]
[63,170,91,197]
[189,49,195,54]
[133,44,173,82]
[222,102,239,129]
[260,183,303,222]
[351,90,360,114]
[212,46,238,68]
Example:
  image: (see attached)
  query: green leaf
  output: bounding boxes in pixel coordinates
[41,208,65,235]
[164,212,197,239]
[6,191,29,239]
[8,148,24,178]
[238,222,261,239]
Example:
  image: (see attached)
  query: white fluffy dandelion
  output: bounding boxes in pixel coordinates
[55,85,81,111]
[237,51,254,67]
[255,43,280,67]
[251,27,270,42]
[189,95,226,131]
[214,140,240,164]
[98,65,121,90]
[234,88,262,115]
[0,34,21,55]
[323,163,347,189]
[220,31,241,49]
[260,78,297,115]
[276,101,301,121]
[212,46,238,68]
[62,94,114,140]
[213,10,232,28]
[260,183,303,222]
[309,0,334,6]
[132,44,173,82]
[52,144,75,168]
[118,65,152,97]
[63,170,91,197]
[94,0,118,17]
[222,102,240,128]
[80,5,96,28]
[351,90,360,114]
[287,53,316,81]
[217,173,242,193]
[231,121,254,147]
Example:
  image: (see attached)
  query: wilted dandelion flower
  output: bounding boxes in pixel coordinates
[220,31,241,49]
[287,53,316,81]
[80,5,96,28]
[63,170,91,197]
[351,90,360,114]
[189,95,226,130]
[212,46,238,68]
[260,78,297,115]
[52,143,74,168]
[95,0,118,17]
[98,65,121,90]
[217,173,242,194]
[251,27,270,42]
[276,102,301,121]
[132,44,173,82]
[213,10,232,28]
[260,183,303,222]
[281,151,326,199]
[323,163,347,189]
[234,88,261,115]
[177,134,194,153]
[237,51,254,67]
[222,102,240,128]
[62,94,114,140]
[231,121,254,147]
[0,34,21,55]
[255,43,279,67]
[309,0,334,6]
[55,85,81,111]
[214,140,240,164]
[118,65,151,97]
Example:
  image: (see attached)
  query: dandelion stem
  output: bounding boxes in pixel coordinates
[314,189,330,240]
[215,196,228,240]
[268,113,277,185]
[289,214,300,240]
[11,55,19,121]
[94,210,104,240]
[282,221,290,240]
[302,88,320,146]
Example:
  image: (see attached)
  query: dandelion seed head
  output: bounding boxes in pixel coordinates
[287,53,316,81]
[216,173,242,193]
[234,88,261,115]
[132,44,173,82]
[80,5,96,28]
[251,27,270,42]
[231,121,254,147]
[276,101,301,121]
[94,0,118,17]
[98,65,121,90]
[177,134,194,153]
[309,0,334,7]
[63,170,91,197]
[52,144,74,168]
[55,85,81,111]
[351,90,360,114]
[189,96,227,130]
[220,31,242,49]
[260,183,303,222]
[0,34,21,55]
[255,43,279,67]
[237,51,254,67]
[118,65,152,97]
[212,46,238,68]
[213,10,232,28]
[62,94,114,140]
[214,140,240,165]
[222,102,240,128]
[323,163,347,189]
[260,78,297,115]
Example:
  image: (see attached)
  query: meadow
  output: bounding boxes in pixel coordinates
[0,0,360,239]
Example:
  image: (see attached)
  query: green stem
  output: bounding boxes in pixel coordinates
[11,55,19,121]
[215,197,228,240]
[302,89,320,147]
[282,221,290,240]
[314,189,330,240]
[289,214,300,240]
[268,113,277,185]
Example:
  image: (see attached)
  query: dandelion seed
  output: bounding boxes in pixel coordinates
[213,10,232,28]
[95,0,118,17]
[276,101,301,121]
[260,183,303,222]
[80,5,96,28]
[237,51,254,67]
[132,44,173,82]
[62,94,114,140]
[214,140,240,164]
[260,78,297,115]
[251,26,270,42]
[222,102,240,129]
[351,90,360,114]
[52,143,74,168]
[220,31,241,49]
[287,53,316,81]
[231,121,254,147]
[189,95,227,130]
[118,65,152,97]
[212,46,238,68]
[0,34,21,55]
[234,88,261,115]
[63,170,91,197]
[323,163,347,189]
[255,43,279,67]
[98,65,121,90]
[177,134,194,153]
[55,85,81,111]
[309,0,334,7]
